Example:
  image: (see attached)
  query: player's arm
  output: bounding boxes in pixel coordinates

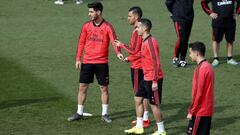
[188,67,208,117]
[107,24,124,60]
[236,0,240,14]
[165,0,175,14]
[115,32,142,55]
[127,52,141,62]
[76,24,87,69]
[201,0,218,19]
[148,39,159,91]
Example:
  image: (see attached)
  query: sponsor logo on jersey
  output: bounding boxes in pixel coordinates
[217,0,232,6]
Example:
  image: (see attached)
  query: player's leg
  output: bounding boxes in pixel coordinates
[212,27,223,67]
[179,20,193,67]
[172,21,181,67]
[225,26,238,65]
[139,68,150,127]
[95,64,112,123]
[125,71,146,134]
[187,116,211,135]
[145,80,166,135]
[125,96,145,134]
[143,98,150,127]
[177,22,189,67]
[197,116,212,135]
[68,64,94,121]
[77,83,89,112]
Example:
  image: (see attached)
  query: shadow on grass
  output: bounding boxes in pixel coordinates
[0,57,63,110]
[0,97,60,110]
[163,104,237,135]
[110,109,135,121]
[208,54,240,63]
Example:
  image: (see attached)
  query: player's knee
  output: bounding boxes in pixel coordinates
[134,96,143,104]
[100,85,108,92]
[79,83,89,93]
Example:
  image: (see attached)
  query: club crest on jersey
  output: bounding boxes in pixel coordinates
[217,0,232,6]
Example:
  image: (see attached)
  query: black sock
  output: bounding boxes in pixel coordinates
[214,57,219,60]
[227,56,232,60]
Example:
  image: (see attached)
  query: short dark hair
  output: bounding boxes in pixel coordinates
[189,41,206,56]
[129,6,143,19]
[88,2,103,12]
[139,18,152,31]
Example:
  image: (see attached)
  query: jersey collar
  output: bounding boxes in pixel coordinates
[143,34,152,42]
[93,19,104,27]
[198,59,206,65]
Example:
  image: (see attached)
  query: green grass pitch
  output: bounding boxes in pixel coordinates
[0,0,240,134]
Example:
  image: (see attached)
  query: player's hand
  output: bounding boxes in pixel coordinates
[187,113,192,120]
[123,57,129,63]
[114,40,122,47]
[152,82,158,91]
[233,13,238,20]
[75,61,81,69]
[117,53,124,61]
[210,13,218,19]
[170,14,173,19]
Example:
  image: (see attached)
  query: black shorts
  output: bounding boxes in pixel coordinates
[212,26,236,42]
[144,79,163,105]
[79,63,109,85]
[130,68,147,98]
[187,116,212,135]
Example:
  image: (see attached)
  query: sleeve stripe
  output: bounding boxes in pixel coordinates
[201,1,212,15]
[105,21,117,40]
[148,38,158,81]
[123,31,138,51]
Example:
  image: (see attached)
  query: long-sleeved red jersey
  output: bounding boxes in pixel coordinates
[76,20,120,64]
[141,35,163,83]
[119,29,142,69]
[188,60,214,116]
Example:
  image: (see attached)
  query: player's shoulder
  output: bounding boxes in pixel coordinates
[147,36,158,44]
[103,20,115,29]
[82,20,92,27]
[200,61,214,71]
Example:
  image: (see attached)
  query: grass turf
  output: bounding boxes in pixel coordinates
[0,0,240,134]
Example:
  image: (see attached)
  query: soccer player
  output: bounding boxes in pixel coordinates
[124,19,166,135]
[187,42,214,135]
[201,0,240,67]
[67,2,123,123]
[114,6,150,128]
[165,0,194,67]
[54,0,83,5]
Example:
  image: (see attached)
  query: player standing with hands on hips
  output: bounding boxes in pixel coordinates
[201,0,240,67]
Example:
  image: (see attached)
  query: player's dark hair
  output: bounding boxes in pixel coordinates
[88,2,103,12]
[189,41,206,56]
[129,6,143,19]
[139,18,152,31]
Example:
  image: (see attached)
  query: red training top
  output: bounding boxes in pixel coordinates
[188,60,214,116]
[76,20,121,64]
[119,29,143,69]
[141,35,163,83]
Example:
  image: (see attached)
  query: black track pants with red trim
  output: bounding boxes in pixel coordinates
[173,21,193,61]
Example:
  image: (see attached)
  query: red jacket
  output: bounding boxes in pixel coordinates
[188,60,214,116]
[119,30,142,69]
[76,20,120,64]
[141,35,163,83]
